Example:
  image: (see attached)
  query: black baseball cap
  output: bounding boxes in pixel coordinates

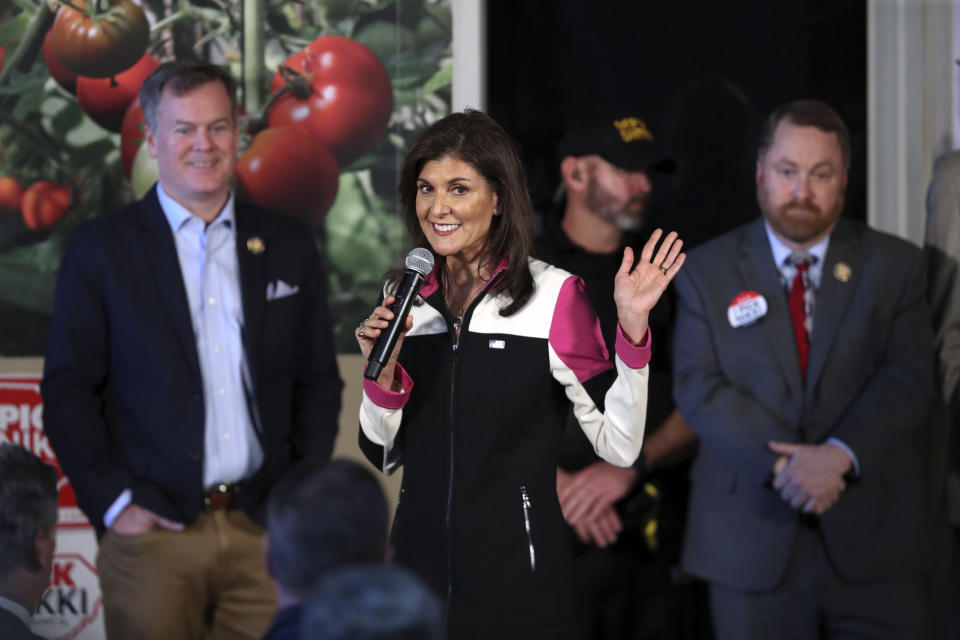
[557,112,676,174]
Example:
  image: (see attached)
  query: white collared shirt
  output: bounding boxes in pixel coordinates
[764,221,830,298]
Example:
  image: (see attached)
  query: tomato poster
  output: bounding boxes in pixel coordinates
[0,0,453,355]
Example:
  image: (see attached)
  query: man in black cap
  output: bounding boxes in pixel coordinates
[535,111,707,639]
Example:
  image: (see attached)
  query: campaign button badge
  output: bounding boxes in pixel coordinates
[728,291,768,328]
[833,262,852,283]
[246,236,266,255]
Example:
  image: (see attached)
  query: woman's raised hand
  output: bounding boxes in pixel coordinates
[613,229,685,344]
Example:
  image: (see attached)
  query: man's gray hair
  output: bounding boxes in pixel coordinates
[0,443,58,575]
[139,60,238,132]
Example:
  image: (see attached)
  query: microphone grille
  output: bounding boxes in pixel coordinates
[405,247,435,276]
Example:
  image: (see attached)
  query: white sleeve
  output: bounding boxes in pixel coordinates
[358,365,414,474]
[548,276,651,467]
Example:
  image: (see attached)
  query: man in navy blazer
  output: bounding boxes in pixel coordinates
[673,100,935,639]
[41,61,342,639]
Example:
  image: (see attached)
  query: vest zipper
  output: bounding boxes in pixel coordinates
[444,343,458,627]
[521,485,536,572]
[441,272,502,627]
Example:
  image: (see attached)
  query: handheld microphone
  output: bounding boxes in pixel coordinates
[364,247,435,381]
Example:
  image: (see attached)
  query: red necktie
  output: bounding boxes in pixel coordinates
[788,260,811,379]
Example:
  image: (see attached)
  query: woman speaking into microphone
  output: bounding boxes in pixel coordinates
[355,110,684,639]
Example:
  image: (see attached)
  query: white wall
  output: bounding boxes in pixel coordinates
[868,0,955,245]
[451,0,486,112]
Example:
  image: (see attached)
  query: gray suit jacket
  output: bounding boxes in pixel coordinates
[673,217,935,590]
[926,150,960,523]
[0,606,43,640]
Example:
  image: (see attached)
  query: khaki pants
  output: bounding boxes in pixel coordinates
[97,509,277,640]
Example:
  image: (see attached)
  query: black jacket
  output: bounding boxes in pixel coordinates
[360,257,650,638]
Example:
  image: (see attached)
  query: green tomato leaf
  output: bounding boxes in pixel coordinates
[0,59,46,96]
[308,0,366,22]
[69,139,118,169]
[389,58,446,86]
[0,262,55,313]
[0,11,30,48]
[49,99,84,134]
[325,172,368,230]
[0,228,64,272]
[353,20,418,64]
[10,86,46,123]
[421,63,452,95]
[357,0,398,14]
[339,150,398,173]
[422,2,452,31]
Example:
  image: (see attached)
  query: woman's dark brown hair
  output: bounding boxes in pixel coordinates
[398,109,534,316]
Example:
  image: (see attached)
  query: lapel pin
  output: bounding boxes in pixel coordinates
[246,236,265,255]
[833,262,852,283]
[727,291,768,328]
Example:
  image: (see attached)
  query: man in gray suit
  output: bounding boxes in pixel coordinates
[0,443,58,640]
[925,149,960,638]
[673,99,935,639]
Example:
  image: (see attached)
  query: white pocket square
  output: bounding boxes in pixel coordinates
[266,279,300,301]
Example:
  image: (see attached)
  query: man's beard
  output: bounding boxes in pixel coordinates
[758,186,842,245]
[586,182,647,232]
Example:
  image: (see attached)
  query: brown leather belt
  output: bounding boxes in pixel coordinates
[203,483,239,511]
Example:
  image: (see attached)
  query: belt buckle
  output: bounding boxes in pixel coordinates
[203,483,236,511]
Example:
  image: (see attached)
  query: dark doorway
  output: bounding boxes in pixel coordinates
[486,0,867,248]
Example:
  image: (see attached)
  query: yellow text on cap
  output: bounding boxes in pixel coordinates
[613,117,654,143]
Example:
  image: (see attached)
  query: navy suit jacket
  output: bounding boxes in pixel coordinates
[0,606,43,640]
[673,217,936,590]
[41,187,342,536]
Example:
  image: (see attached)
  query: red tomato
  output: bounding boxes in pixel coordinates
[268,36,393,166]
[22,181,71,231]
[43,31,78,94]
[77,54,161,133]
[0,176,23,215]
[0,45,5,71]
[120,94,146,177]
[48,0,149,78]
[235,126,339,225]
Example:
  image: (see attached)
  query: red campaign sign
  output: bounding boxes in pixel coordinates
[32,552,104,640]
[0,375,90,528]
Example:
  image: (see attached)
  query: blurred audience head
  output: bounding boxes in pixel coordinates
[300,565,444,640]
[264,458,388,604]
[0,443,58,608]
